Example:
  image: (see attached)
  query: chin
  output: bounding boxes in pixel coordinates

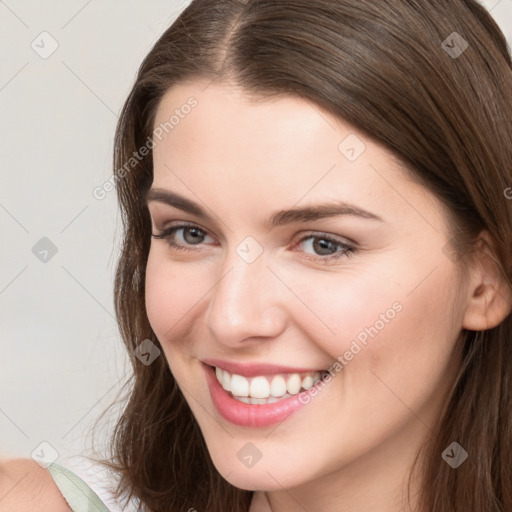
[222,471,288,492]
[209,452,306,492]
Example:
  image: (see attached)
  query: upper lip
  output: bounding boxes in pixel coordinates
[202,358,326,377]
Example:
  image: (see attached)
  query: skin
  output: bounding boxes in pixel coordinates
[145,79,511,512]
[0,458,70,511]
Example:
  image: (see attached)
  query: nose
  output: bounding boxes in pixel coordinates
[205,249,288,347]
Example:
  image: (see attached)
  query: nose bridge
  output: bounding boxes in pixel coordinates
[206,247,285,343]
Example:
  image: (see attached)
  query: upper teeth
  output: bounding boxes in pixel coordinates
[215,367,323,399]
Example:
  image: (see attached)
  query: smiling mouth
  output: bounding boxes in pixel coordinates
[213,366,329,405]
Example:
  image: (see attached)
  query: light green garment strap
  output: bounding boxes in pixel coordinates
[46,462,111,512]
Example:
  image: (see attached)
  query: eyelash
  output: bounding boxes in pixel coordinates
[151,223,356,262]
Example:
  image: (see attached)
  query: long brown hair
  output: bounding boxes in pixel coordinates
[93,1,512,510]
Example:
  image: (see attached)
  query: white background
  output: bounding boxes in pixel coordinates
[1,0,511,463]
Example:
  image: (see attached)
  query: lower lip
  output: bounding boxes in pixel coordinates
[202,363,325,428]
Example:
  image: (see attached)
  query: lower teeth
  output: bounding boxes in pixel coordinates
[231,393,295,405]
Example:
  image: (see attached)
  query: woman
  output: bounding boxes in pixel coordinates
[5,0,511,511]
[102,0,512,510]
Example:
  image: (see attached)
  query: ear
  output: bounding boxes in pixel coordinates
[462,230,512,331]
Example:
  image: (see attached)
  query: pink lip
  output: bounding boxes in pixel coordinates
[202,358,325,377]
[202,362,326,428]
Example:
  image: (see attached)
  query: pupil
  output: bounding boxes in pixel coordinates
[313,238,336,255]
[184,228,204,244]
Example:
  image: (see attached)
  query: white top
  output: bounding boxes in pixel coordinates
[46,454,142,512]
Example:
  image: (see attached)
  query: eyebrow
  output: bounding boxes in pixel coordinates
[145,188,384,226]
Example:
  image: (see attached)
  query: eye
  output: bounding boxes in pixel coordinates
[294,233,356,262]
[151,223,215,250]
[152,224,356,262]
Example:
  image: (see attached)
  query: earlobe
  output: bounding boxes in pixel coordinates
[462,231,512,331]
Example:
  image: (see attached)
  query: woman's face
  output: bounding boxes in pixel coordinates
[145,80,468,493]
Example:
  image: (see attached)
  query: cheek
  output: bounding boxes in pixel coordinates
[284,259,461,392]
[334,265,462,429]
[144,252,206,344]
[278,264,400,356]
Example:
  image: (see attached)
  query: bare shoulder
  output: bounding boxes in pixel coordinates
[0,457,70,512]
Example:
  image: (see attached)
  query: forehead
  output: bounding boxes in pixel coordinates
[150,80,444,231]
[153,80,336,165]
